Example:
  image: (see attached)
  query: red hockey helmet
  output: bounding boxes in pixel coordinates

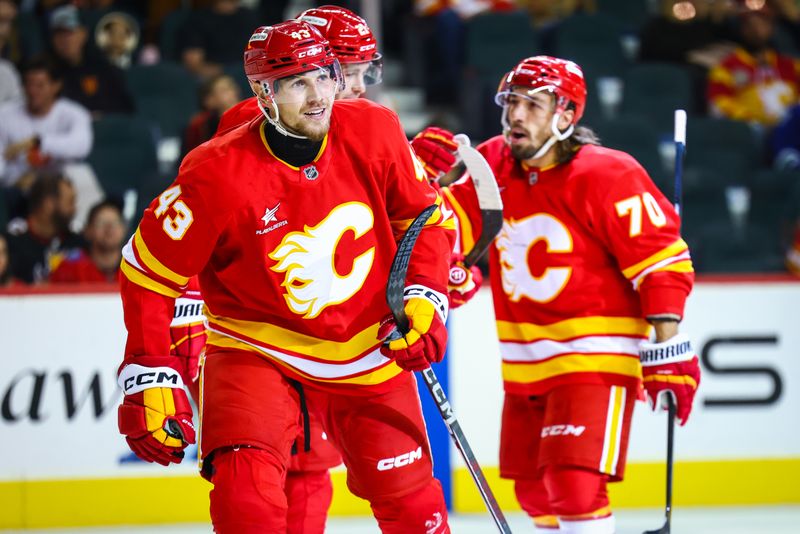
[297,6,382,88]
[243,20,343,93]
[297,6,380,63]
[495,56,587,125]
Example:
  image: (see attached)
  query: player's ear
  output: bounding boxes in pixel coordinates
[557,109,574,130]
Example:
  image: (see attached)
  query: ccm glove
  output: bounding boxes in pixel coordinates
[447,254,482,309]
[639,333,701,425]
[378,285,449,371]
[117,355,196,465]
[410,127,459,181]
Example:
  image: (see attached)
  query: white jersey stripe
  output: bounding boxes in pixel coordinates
[500,336,642,363]
[630,250,692,289]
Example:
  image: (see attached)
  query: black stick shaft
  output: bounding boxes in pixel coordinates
[419,367,512,534]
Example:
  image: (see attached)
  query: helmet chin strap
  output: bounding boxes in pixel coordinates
[502,105,574,162]
[255,84,309,140]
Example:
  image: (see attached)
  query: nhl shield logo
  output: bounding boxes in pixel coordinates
[302,165,319,181]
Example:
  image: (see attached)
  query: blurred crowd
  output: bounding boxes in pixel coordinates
[1,0,799,287]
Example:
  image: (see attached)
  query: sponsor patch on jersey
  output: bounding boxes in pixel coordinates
[257,203,287,235]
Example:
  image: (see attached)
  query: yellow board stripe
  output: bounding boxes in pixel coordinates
[497,316,651,343]
[120,260,182,298]
[441,186,475,254]
[206,333,404,386]
[2,459,800,528]
[502,354,641,384]
[621,239,689,280]
[454,458,800,513]
[133,228,190,287]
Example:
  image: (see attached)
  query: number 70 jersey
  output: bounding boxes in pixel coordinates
[443,137,694,396]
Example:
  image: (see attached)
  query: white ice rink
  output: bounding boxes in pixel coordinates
[6,507,800,533]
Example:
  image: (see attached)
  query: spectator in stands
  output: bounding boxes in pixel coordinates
[94,11,140,69]
[182,73,240,156]
[50,198,124,283]
[707,3,800,127]
[5,173,85,284]
[48,4,135,115]
[0,57,20,102]
[0,232,13,286]
[0,56,92,218]
[178,0,256,80]
[0,0,36,65]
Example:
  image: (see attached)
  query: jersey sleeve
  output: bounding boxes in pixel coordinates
[119,166,228,359]
[582,156,694,320]
[381,113,456,295]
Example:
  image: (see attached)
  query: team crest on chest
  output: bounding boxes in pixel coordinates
[269,202,376,318]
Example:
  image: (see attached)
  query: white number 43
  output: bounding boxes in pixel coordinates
[154,185,194,240]
[614,192,667,237]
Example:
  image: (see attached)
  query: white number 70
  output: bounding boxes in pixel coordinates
[614,192,667,237]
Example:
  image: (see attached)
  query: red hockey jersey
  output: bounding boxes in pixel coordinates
[444,137,694,395]
[120,99,454,391]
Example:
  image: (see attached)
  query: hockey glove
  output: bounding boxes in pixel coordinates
[410,127,459,182]
[378,285,449,371]
[118,355,196,466]
[447,254,482,309]
[639,333,701,426]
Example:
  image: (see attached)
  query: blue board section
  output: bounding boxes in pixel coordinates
[416,348,452,509]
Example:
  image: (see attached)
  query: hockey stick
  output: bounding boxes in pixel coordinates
[385,205,512,534]
[644,109,686,534]
[452,135,504,267]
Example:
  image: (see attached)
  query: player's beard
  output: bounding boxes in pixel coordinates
[510,141,539,161]
[282,104,332,142]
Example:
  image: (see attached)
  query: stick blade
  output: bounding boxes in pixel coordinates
[385,204,438,334]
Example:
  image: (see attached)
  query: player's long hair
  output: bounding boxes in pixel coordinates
[555,125,600,165]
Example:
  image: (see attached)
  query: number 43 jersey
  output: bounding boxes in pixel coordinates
[443,136,694,395]
[119,99,454,392]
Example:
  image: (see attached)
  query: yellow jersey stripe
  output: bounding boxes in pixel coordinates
[206,309,382,362]
[207,333,404,385]
[602,386,625,474]
[496,316,650,343]
[441,186,475,253]
[621,239,689,280]
[501,354,641,383]
[120,260,182,298]
[643,374,698,389]
[133,228,190,287]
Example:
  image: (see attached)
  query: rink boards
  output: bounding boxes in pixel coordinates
[1,278,798,528]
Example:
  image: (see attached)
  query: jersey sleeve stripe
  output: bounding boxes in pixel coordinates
[120,260,182,298]
[621,238,689,280]
[441,186,475,253]
[630,252,693,289]
[133,228,191,287]
[496,316,651,343]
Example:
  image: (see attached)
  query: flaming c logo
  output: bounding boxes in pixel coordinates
[269,202,375,319]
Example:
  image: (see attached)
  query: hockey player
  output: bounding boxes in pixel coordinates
[116,20,454,534]
[443,56,702,533]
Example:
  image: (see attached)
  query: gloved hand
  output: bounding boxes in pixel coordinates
[639,333,701,426]
[447,254,482,309]
[410,127,459,182]
[378,285,449,371]
[117,355,196,465]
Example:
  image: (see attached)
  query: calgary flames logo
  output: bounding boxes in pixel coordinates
[497,214,573,303]
[269,202,375,319]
